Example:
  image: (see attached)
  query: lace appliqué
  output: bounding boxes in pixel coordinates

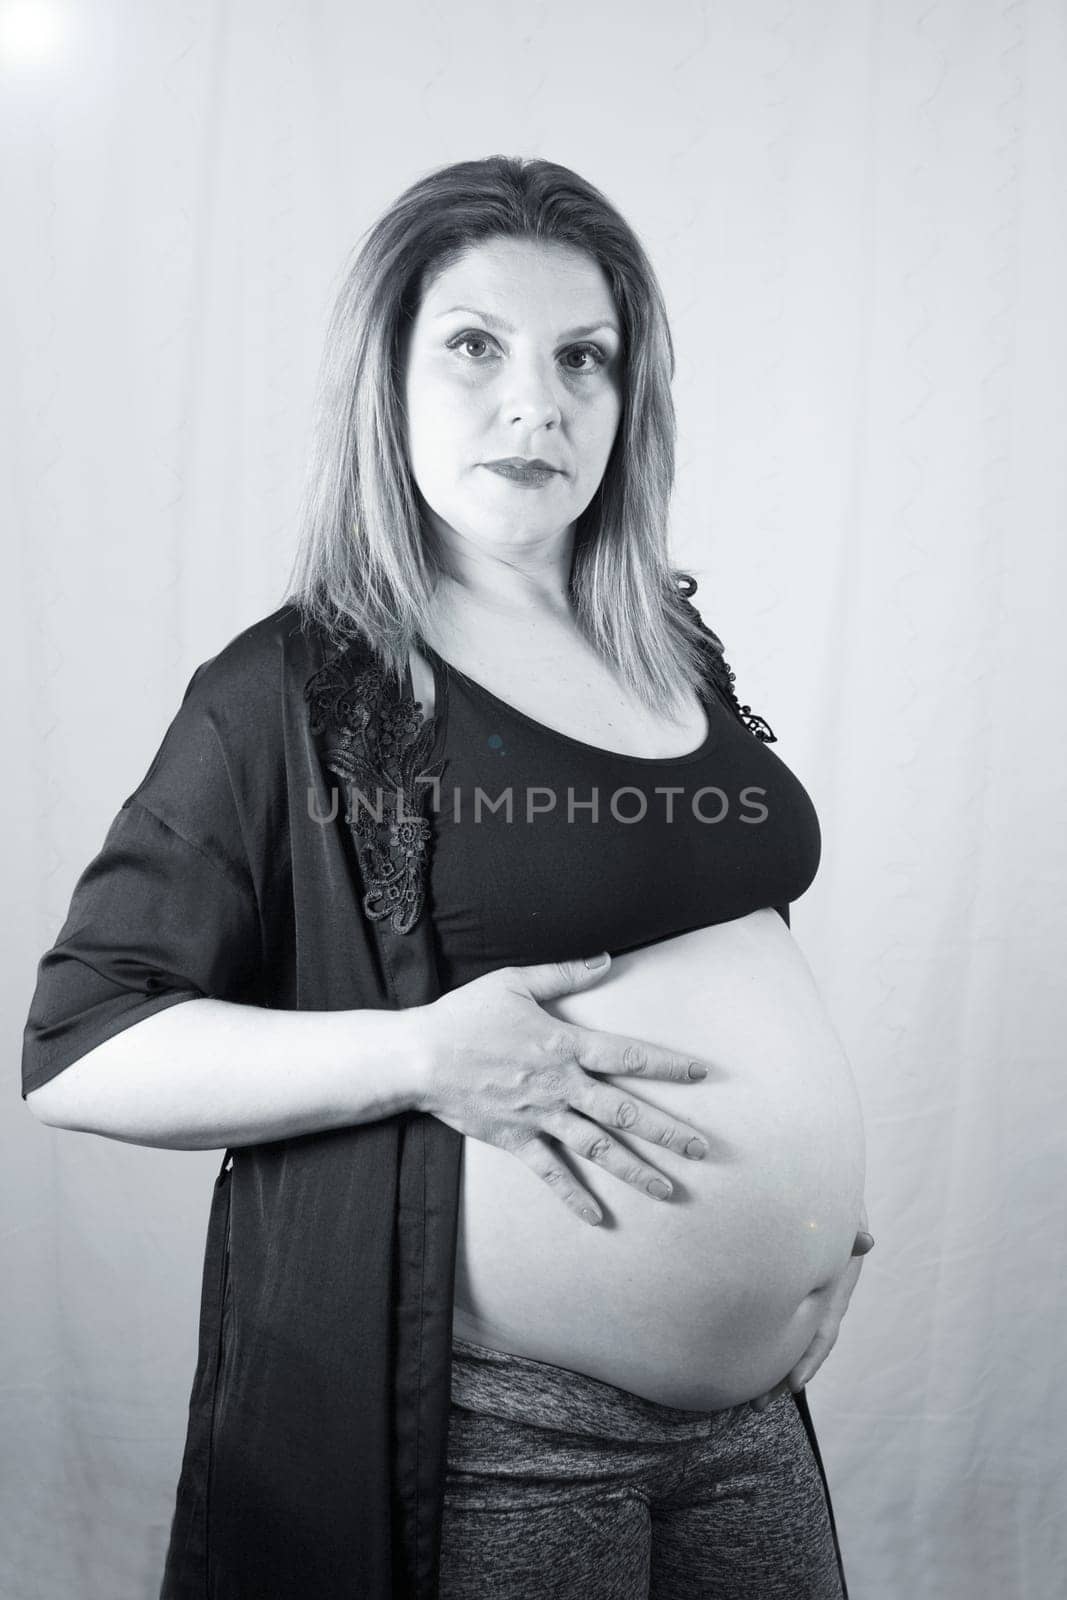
[305,652,445,935]
[675,574,777,743]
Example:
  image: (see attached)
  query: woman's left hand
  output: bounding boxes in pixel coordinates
[748,1220,875,1414]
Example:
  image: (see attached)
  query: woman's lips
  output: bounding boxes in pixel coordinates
[482,463,559,486]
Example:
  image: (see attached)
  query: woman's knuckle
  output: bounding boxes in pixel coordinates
[587,1134,614,1162]
[546,1028,579,1065]
[613,1099,637,1129]
[622,1043,648,1075]
[537,1066,568,1101]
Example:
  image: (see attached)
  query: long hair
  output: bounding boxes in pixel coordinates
[283,154,712,715]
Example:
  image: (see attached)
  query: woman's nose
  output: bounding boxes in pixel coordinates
[503,358,563,429]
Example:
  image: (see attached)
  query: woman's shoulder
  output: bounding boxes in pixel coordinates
[672,572,726,654]
[127,603,361,824]
[174,602,381,741]
[671,573,777,744]
[181,602,328,709]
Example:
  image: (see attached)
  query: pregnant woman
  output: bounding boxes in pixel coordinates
[22,156,872,1600]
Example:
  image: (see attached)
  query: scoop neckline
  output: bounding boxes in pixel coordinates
[418,639,720,767]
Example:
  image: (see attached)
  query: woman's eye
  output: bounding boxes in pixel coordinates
[447,332,497,361]
[561,344,607,373]
[445,332,607,373]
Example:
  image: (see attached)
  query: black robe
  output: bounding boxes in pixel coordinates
[21,586,848,1598]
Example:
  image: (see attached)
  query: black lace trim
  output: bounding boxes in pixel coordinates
[305,650,445,936]
[675,574,777,743]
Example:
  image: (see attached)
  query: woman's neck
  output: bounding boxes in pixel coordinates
[425,574,579,648]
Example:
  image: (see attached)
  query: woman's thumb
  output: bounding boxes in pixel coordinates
[520,952,612,1000]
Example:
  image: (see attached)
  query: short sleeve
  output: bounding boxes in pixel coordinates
[22,668,265,1099]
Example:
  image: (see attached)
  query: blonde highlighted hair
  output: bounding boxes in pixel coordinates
[283,154,712,715]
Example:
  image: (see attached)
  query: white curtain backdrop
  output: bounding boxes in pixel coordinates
[5,2,1065,1596]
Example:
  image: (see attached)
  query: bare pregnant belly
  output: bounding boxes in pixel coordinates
[452,907,867,1410]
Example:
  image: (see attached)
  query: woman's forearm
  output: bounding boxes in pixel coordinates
[25,998,425,1151]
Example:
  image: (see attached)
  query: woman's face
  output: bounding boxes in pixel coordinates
[401,236,624,569]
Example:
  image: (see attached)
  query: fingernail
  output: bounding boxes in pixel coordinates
[647,1179,672,1200]
[582,1207,602,1225]
[687,1062,708,1079]
[685,1136,708,1159]
[584,953,610,970]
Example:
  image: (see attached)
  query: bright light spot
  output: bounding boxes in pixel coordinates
[0,3,65,69]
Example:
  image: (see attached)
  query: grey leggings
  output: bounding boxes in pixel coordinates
[438,1337,849,1600]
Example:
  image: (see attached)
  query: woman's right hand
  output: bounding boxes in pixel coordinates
[411,954,711,1226]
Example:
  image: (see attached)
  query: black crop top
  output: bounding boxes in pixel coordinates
[422,638,821,993]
